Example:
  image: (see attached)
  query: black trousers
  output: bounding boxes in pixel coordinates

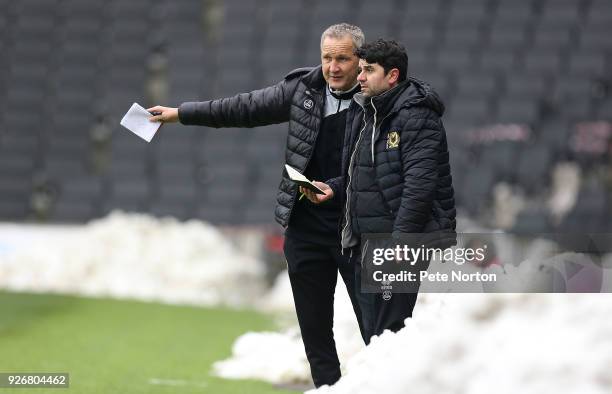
[352,248,420,345]
[283,236,365,388]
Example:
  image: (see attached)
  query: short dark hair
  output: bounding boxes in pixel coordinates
[355,39,408,82]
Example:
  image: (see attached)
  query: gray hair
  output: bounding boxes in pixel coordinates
[320,23,365,50]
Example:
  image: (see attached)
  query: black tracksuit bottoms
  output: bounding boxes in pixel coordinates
[283,235,366,388]
[351,247,421,344]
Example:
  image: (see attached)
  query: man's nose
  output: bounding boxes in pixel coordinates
[357,71,366,82]
[330,61,340,72]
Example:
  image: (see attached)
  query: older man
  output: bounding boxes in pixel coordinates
[148,23,366,387]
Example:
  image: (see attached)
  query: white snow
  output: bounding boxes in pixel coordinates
[309,293,612,394]
[3,213,612,393]
[0,212,266,307]
[216,250,612,392]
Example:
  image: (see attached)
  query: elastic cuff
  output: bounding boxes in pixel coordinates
[178,102,196,125]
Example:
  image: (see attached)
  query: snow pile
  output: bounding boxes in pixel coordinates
[257,269,296,314]
[216,259,612,391]
[213,327,311,384]
[0,212,266,306]
[310,293,612,394]
[214,270,365,384]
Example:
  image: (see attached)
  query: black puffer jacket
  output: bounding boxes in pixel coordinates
[327,78,456,248]
[178,66,329,227]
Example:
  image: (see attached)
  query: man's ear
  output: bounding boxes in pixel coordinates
[387,68,400,85]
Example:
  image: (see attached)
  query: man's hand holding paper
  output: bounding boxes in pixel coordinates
[146,105,179,123]
[120,102,163,142]
[300,181,334,204]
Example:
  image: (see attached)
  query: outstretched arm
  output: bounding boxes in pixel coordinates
[148,78,299,129]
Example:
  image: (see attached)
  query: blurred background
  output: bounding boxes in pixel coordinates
[0,0,610,234]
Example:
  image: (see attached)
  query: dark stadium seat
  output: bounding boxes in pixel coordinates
[355,0,397,38]
[43,157,88,178]
[310,0,353,35]
[512,208,552,233]
[0,153,35,175]
[595,99,612,120]
[51,200,97,222]
[404,0,442,22]
[539,0,583,27]
[504,74,548,97]
[0,200,28,220]
[586,0,612,25]
[478,141,521,181]
[0,176,31,197]
[60,177,103,200]
[455,72,498,97]
[496,97,540,124]
[442,24,482,49]
[536,120,572,157]
[196,204,242,225]
[522,50,564,74]
[447,96,490,124]
[447,0,490,25]
[559,181,610,232]
[495,0,534,17]
[488,23,529,49]
[578,24,612,50]
[435,49,474,71]
[111,180,150,202]
[479,48,519,71]
[458,166,495,216]
[515,145,554,193]
[400,22,437,50]
[567,50,607,76]
[531,25,574,51]
[553,75,595,100]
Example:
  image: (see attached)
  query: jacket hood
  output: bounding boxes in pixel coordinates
[396,77,445,116]
[353,77,445,117]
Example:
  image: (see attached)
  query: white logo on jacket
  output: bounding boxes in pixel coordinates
[303,99,314,110]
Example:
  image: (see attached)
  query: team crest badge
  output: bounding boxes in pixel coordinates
[303,99,314,110]
[381,280,392,300]
[386,131,400,149]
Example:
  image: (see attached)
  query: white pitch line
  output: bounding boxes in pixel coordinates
[148,378,208,388]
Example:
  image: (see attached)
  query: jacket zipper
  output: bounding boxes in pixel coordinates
[341,110,368,250]
[371,101,378,164]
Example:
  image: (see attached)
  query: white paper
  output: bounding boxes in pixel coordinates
[285,164,309,182]
[120,102,162,142]
[284,164,325,194]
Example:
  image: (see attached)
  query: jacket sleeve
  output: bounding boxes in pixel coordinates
[392,111,442,234]
[325,175,344,200]
[177,77,299,128]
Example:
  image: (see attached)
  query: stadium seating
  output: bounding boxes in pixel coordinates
[0,0,610,232]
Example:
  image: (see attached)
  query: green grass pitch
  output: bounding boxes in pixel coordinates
[0,291,299,394]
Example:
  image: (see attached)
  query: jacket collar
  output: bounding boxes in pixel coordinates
[300,66,361,98]
[328,83,360,99]
[353,80,410,116]
[301,65,327,93]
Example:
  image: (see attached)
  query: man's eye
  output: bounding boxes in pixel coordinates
[357,68,362,73]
